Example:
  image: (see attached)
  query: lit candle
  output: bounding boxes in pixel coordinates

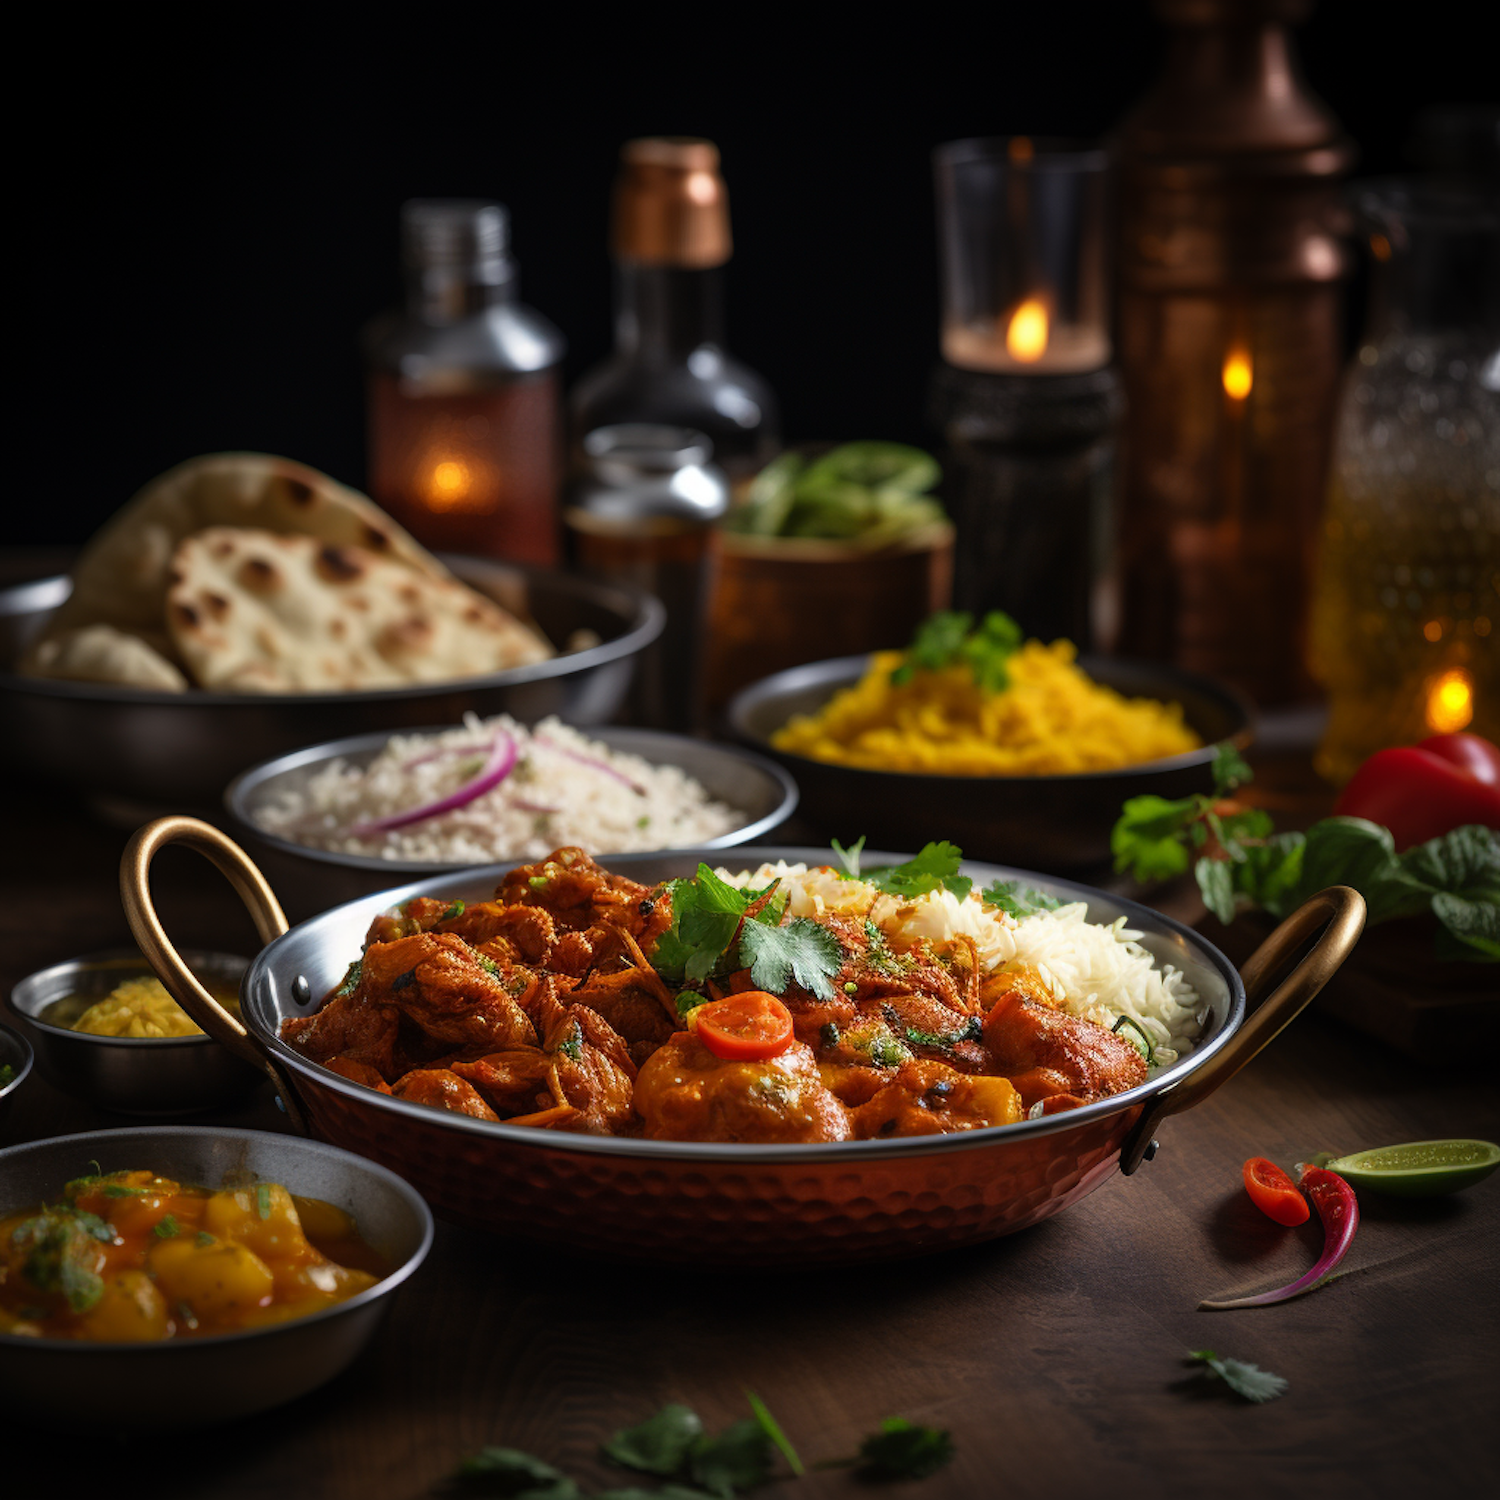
[944,302,1111,374]
[1426,669,1474,734]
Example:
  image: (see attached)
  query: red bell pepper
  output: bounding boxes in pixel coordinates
[1333,732,1500,851]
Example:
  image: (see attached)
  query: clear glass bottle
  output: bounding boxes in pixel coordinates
[365,200,566,564]
[1309,182,1500,782]
[570,138,778,481]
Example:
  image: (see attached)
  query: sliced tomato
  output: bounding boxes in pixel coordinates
[1243,1156,1311,1226]
[691,991,795,1061]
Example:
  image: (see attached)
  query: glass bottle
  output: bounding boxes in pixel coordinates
[1308,183,1500,783]
[570,138,778,482]
[365,200,566,564]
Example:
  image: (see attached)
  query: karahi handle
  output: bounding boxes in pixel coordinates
[121,815,307,1134]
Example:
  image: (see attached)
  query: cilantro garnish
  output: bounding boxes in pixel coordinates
[904,1017,984,1050]
[1187,1349,1288,1403]
[857,1417,956,1480]
[153,1214,181,1239]
[980,880,1062,919]
[890,609,1023,693]
[255,1183,272,1221]
[10,1206,114,1312]
[195,1231,215,1248]
[334,958,363,998]
[439,901,466,922]
[650,866,841,1001]
[860,841,972,903]
[556,1020,584,1061]
[476,954,502,977]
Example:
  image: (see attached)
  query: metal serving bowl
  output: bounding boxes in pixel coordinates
[0,556,664,806]
[224,726,800,920]
[0,1125,433,1430]
[123,818,1363,1264]
[6,950,263,1115]
[727,653,1254,871]
[0,1025,34,1125]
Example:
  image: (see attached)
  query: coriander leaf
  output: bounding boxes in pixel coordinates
[334,958,363,998]
[153,1214,180,1240]
[830,835,866,878]
[1295,817,1429,924]
[689,1418,772,1498]
[1196,855,1237,925]
[745,1390,804,1476]
[980,879,1061,918]
[12,1209,107,1313]
[456,1445,581,1499]
[893,611,972,684]
[1228,831,1306,920]
[1211,742,1253,796]
[739,918,842,1001]
[1431,892,1500,961]
[1187,1349,1288,1403]
[602,1403,704,1477]
[863,841,972,901]
[904,1017,984,1049]
[195,1231,215,1247]
[692,864,756,915]
[1111,795,1197,881]
[858,1417,955,1479]
[255,1183,272,1221]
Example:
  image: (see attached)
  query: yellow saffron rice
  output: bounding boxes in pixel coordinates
[771,640,1202,775]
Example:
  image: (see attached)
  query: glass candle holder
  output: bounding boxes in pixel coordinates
[365,201,566,565]
[930,139,1119,647]
[935,139,1111,376]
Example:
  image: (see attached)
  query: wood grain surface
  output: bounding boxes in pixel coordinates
[2,727,1498,1497]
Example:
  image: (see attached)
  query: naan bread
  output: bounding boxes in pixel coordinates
[164,528,551,692]
[24,453,450,680]
[25,624,189,693]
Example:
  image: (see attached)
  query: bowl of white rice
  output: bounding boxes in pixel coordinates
[225,716,799,919]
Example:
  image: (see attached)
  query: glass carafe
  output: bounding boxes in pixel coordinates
[1309,183,1500,783]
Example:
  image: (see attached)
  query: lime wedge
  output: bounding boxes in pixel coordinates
[1324,1139,1500,1197]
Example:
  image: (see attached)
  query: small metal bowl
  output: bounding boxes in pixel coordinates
[0,1024,34,1124]
[6,950,263,1116]
[0,1125,433,1429]
[225,725,800,920]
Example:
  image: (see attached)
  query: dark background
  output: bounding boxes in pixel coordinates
[12,2,1495,545]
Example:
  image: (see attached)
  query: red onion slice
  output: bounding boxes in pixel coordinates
[349,730,518,837]
[535,734,647,795]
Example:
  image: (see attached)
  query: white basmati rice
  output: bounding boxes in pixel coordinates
[255,714,744,864]
[718,860,1205,1070]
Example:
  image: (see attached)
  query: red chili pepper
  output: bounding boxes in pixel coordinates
[1242,1157,1311,1226]
[1333,732,1500,851]
[1201,1164,1360,1310]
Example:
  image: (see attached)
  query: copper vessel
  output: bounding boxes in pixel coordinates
[125,819,1362,1265]
[1113,0,1354,704]
[612,137,731,268]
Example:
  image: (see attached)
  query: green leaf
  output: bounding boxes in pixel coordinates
[891,611,1020,694]
[830,835,865,879]
[1111,795,1197,881]
[1295,817,1430,924]
[739,918,842,1001]
[857,1417,955,1479]
[1431,892,1500,961]
[153,1214,180,1240]
[1211,742,1253,796]
[1195,855,1237,925]
[980,880,1061,918]
[1401,824,1500,900]
[334,958,363,998]
[455,1446,581,1499]
[440,901,466,922]
[1228,831,1306,919]
[904,1017,984,1049]
[255,1183,272,1221]
[745,1390,804,1477]
[688,1419,772,1498]
[863,841,971,901]
[11,1208,109,1313]
[602,1404,704,1477]
[1187,1349,1287,1403]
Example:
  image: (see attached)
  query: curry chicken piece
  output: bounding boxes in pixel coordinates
[982,989,1148,1108]
[391,1068,499,1120]
[850,1058,1023,1138]
[634,1033,853,1143]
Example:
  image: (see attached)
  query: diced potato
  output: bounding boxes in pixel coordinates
[148,1237,275,1323]
[202,1184,312,1264]
[960,1074,1024,1126]
[76,1270,171,1342]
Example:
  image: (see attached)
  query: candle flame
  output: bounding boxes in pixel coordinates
[426,459,472,512]
[1222,348,1253,400]
[1006,299,1049,363]
[1426,669,1474,734]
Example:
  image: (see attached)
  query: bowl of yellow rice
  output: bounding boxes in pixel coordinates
[727,640,1252,872]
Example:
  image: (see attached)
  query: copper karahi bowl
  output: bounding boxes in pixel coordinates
[124,818,1364,1264]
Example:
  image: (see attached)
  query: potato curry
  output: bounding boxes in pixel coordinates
[281,847,1148,1143]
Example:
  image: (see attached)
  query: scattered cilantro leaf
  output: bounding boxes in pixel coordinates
[477,955,503,977]
[862,841,972,902]
[102,1183,146,1198]
[555,1020,584,1060]
[904,1017,984,1050]
[745,1390,804,1477]
[857,1418,955,1479]
[980,880,1062,918]
[195,1231,215,1248]
[739,919,842,1001]
[153,1214,181,1239]
[891,610,1022,693]
[334,958,363,998]
[255,1184,272,1221]
[11,1208,110,1312]
[1211,743,1252,796]
[455,1445,582,1498]
[689,1419,772,1498]
[1187,1349,1288,1403]
[602,1404,704,1477]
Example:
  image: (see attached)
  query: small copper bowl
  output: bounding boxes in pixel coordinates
[0,1125,433,1430]
[6,950,263,1116]
[122,819,1364,1265]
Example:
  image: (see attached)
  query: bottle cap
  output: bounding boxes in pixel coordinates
[611,138,732,268]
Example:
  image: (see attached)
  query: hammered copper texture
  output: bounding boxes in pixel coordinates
[296,1073,1140,1263]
